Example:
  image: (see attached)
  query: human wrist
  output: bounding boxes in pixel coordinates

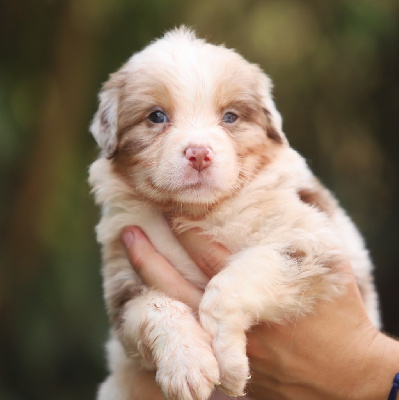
[353,331,399,400]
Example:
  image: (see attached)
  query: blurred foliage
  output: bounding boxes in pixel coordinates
[1,0,398,398]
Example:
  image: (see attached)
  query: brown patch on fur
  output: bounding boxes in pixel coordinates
[101,239,145,326]
[118,71,175,131]
[107,68,179,193]
[111,129,162,191]
[218,100,259,123]
[101,66,176,160]
[117,132,152,158]
[113,284,144,328]
[111,283,143,316]
[235,123,277,185]
[94,70,127,158]
[100,109,111,133]
[286,249,306,264]
[215,64,268,126]
[262,108,283,144]
[298,180,338,217]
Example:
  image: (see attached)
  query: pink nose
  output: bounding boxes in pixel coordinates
[185,146,214,172]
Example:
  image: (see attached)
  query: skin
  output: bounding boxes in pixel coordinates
[121,226,399,400]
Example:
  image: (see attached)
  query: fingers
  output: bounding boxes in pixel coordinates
[175,228,231,278]
[122,226,203,310]
[121,225,231,311]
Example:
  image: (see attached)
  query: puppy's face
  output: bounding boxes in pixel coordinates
[91,29,287,215]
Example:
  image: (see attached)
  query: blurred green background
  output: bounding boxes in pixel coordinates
[1,0,398,398]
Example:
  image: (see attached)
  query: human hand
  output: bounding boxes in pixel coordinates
[122,226,399,400]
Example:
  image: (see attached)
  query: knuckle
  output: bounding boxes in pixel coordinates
[130,251,145,272]
[201,248,226,276]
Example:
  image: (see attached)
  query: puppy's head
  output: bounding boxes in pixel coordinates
[91,27,287,216]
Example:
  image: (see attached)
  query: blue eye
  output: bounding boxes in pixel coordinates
[223,112,238,124]
[149,110,168,124]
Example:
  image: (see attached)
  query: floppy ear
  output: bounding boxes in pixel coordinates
[258,72,287,145]
[90,81,120,158]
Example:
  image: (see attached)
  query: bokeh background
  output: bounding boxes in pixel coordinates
[1,0,398,398]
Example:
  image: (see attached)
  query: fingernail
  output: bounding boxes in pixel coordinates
[122,229,134,248]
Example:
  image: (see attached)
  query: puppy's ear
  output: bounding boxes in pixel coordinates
[90,79,120,158]
[258,72,287,145]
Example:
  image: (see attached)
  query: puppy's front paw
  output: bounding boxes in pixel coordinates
[200,285,250,397]
[156,340,220,400]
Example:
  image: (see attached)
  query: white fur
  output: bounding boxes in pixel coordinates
[89,27,380,399]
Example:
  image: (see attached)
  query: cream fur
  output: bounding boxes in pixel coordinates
[89,27,380,400]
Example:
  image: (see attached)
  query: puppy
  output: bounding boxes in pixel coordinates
[89,27,380,400]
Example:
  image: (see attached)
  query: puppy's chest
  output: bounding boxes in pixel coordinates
[180,188,299,253]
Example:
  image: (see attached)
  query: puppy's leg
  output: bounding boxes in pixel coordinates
[199,245,343,396]
[120,288,220,400]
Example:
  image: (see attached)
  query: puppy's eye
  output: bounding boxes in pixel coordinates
[148,110,168,124]
[222,112,238,124]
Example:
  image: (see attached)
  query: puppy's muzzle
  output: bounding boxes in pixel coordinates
[185,146,214,172]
